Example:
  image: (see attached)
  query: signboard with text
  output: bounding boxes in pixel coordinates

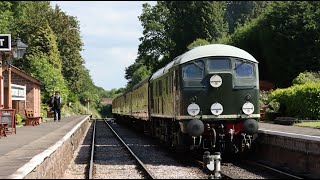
[0,109,16,134]
[0,34,11,51]
[11,84,26,101]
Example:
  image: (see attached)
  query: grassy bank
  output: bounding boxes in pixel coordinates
[294,121,320,129]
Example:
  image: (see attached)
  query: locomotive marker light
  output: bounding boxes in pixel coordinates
[209,75,222,88]
[187,103,200,116]
[242,102,254,115]
[210,103,223,115]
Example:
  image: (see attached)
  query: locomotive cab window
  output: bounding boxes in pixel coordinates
[182,60,204,80]
[207,58,231,71]
[234,60,254,78]
[233,59,257,89]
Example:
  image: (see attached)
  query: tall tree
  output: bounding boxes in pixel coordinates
[164,1,228,59]
[23,22,69,102]
[225,1,270,34]
[10,1,52,71]
[126,1,229,88]
[218,1,320,87]
[126,64,151,89]
[48,5,85,94]
[0,1,13,33]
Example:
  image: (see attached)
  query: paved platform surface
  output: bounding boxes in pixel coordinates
[0,115,90,178]
[258,121,320,141]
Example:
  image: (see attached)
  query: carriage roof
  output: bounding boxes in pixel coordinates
[150,44,258,81]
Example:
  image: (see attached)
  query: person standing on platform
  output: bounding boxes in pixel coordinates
[51,91,62,122]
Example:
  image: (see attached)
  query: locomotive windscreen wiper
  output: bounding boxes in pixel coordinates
[192,61,204,70]
[234,59,247,70]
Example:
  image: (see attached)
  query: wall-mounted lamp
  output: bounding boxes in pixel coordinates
[1,37,28,66]
[11,37,28,60]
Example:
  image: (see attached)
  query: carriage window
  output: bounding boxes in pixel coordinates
[182,61,204,79]
[207,58,230,70]
[234,61,254,78]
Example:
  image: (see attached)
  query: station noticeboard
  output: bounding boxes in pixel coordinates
[11,84,26,101]
[0,34,11,51]
[0,109,16,134]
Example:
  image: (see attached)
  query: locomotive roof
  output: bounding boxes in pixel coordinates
[150,44,258,81]
[132,76,150,90]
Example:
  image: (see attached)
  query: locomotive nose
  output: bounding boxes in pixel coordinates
[187,119,204,137]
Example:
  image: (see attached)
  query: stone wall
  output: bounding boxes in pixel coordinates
[253,132,320,178]
[23,119,90,179]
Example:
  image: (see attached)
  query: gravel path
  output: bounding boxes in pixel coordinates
[109,121,208,179]
[221,160,295,179]
[93,120,145,179]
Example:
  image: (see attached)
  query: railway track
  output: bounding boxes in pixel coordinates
[67,118,303,179]
[191,150,304,179]
[88,119,155,179]
[220,159,303,179]
[245,160,303,179]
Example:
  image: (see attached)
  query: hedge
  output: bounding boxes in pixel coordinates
[271,82,320,120]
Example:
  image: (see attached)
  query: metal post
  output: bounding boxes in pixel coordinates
[213,152,222,179]
[203,151,222,179]
[0,52,3,109]
[87,101,89,114]
[8,65,12,109]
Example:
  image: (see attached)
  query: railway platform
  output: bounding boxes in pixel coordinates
[256,121,320,178]
[259,121,320,139]
[0,115,91,179]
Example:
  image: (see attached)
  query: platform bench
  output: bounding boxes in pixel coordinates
[24,109,42,126]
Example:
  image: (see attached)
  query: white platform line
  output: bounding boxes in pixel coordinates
[259,128,320,141]
[8,115,91,179]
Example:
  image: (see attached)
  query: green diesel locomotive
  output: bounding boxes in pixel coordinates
[113,44,260,153]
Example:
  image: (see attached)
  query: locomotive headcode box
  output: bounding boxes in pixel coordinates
[0,34,11,51]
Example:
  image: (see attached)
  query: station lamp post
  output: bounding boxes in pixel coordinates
[84,98,90,114]
[0,36,28,109]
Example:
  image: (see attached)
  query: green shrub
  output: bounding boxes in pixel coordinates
[292,71,320,85]
[268,100,280,112]
[260,90,273,106]
[271,82,320,119]
[15,113,24,125]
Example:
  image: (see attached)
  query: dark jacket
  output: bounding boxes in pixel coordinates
[51,96,62,109]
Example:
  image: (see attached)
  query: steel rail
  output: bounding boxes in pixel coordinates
[246,160,303,179]
[89,119,96,179]
[104,119,156,179]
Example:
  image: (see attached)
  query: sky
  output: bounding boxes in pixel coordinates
[50,1,156,91]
